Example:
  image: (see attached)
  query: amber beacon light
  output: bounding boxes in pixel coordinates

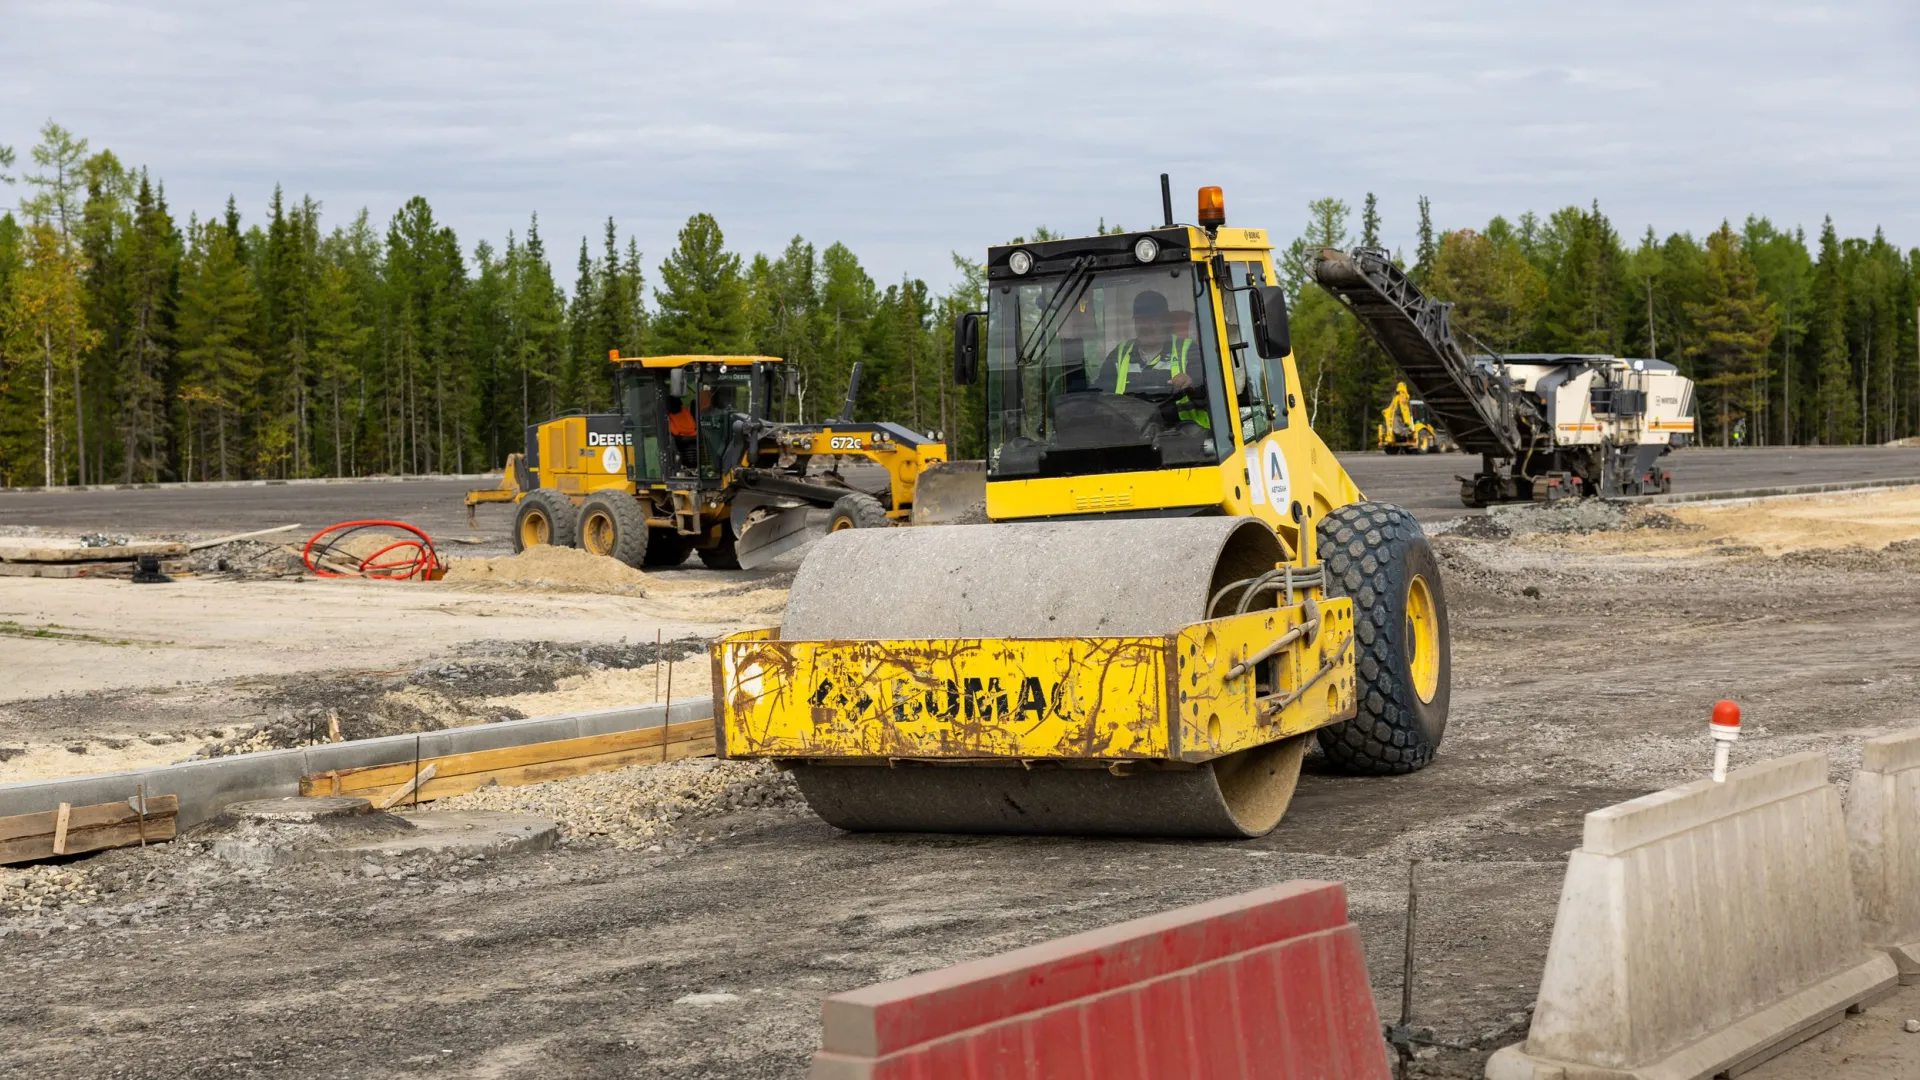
[1197,185,1226,229]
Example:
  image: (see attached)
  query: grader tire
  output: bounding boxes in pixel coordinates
[512,488,577,553]
[1314,501,1450,775]
[827,492,889,532]
[577,494,649,567]
[697,523,742,569]
[642,527,692,568]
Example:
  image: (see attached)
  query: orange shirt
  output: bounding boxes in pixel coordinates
[667,408,694,437]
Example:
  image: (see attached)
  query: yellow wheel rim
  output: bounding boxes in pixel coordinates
[830,516,855,533]
[1406,573,1440,704]
[519,511,550,548]
[581,510,614,555]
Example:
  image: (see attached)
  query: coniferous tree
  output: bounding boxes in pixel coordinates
[653,213,745,356]
[1686,223,1777,444]
[116,171,178,481]
[1360,193,1381,250]
[1810,217,1856,444]
[176,219,258,480]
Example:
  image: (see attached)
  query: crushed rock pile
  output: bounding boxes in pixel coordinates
[441,545,649,593]
[431,757,806,849]
[189,538,305,578]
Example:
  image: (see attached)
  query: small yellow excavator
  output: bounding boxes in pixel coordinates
[465,354,964,569]
[713,181,1450,838]
[1377,381,1455,454]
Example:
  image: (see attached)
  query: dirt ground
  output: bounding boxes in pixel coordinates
[3,488,1920,1078]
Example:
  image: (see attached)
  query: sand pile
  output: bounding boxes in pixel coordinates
[441,546,649,593]
[1548,486,1920,559]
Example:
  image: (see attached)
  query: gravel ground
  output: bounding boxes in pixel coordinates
[2,495,1919,1077]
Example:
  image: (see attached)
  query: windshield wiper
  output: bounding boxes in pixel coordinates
[1017,256,1094,366]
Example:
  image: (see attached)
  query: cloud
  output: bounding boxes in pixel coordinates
[1,0,1913,290]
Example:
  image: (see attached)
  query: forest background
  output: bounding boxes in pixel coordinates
[2,120,1915,486]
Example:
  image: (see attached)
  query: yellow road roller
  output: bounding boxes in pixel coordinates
[712,182,1450,837]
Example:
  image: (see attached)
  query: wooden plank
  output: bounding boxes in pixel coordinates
[0,540,188,563]
[0,558,190,579]
[299,719,712,795]
[0,814,177,865]
[300,724,716,801]
[0,793,181,843]
[51,803,71,855]
[375,763,439,809]
[188,524,298,551]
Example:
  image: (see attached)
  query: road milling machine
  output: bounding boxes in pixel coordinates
[1312,248,1696,506]
[712,182,1450,838]
[465,354,961,569]
[1378,381,1456,454]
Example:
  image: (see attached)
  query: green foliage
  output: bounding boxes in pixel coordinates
[0,120,1915,485]
[1686,223,1778,443]
[653,213,745,355]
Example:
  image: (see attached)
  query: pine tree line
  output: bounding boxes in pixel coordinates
[0,123,977,487]
[3,120,1915,487]
[1283,195,1920,449]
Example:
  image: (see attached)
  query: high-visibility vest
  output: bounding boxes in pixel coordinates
[1115,337,1208,428]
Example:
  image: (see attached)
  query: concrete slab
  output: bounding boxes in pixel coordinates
[1486,752,1898,1080]
[1847,727,1920,983]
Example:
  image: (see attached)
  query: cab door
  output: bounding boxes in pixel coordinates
[621,368,667,485]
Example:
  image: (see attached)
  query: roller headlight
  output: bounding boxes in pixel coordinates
[1008,250,1033,275]
[1133,237,1159,263]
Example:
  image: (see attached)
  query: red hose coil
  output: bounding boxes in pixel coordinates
[301,520,445,581]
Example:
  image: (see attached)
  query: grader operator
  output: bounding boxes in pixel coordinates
[712,182,1449,838]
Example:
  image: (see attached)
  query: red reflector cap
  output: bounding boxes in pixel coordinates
[1710,699,1741,728]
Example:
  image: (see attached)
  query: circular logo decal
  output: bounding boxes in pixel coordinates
[601,445,623,474]
[1261,438,1290,508]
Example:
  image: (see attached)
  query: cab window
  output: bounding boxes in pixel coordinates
[1221,260,1284,438]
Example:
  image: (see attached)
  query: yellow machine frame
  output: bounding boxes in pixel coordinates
[715,217,1368,767]
[466,353,949,533]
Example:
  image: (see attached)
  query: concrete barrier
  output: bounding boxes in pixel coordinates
[0,696,712,830]
[1487,752,1897,1080]
[811,879,1390,1080]
[1848,728,1920,982]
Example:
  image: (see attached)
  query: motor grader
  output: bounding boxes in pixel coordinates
[465,354,959,570]
[711,182,1450,838]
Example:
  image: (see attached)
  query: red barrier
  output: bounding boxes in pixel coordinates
[811,880,1390,1080]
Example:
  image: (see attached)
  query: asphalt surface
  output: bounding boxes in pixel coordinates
[1343,444,1920,520]
[2,446,1917,537]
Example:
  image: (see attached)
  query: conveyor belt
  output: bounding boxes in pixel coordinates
[1310,248,1539,459]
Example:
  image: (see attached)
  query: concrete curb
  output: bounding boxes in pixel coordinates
[0,696,713,830]
[1486,752,1898,1080]
[1613,475,1920,506]
[1847,727,1920,983]
[0,473,499,496]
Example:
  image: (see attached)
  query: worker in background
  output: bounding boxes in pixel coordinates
[1094,289,1208,430]
[667,395,697,470]
[666,396,695,437]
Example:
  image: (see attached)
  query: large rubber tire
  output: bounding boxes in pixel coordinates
[1315,501,1450,775]
[642,527,692,568]
[827,492,889,533]
[577,493,649,567]
[697,522,741,569]
[512,488,577,553]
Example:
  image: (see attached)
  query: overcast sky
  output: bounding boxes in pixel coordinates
[3,1,1914,292]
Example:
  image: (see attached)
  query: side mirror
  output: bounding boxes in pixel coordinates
[952,310,984,385]
[785,368,800,397]
[1250,285,1292,359]
[669,367,686,398]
